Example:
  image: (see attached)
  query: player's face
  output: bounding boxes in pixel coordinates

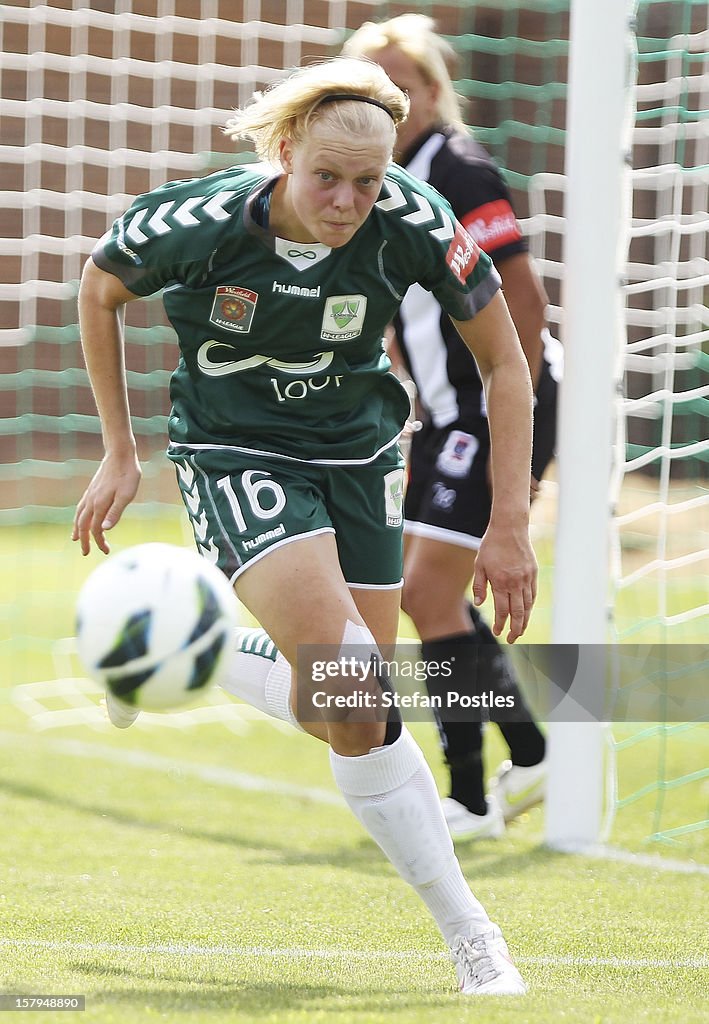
[277,126,391,248]
[365,47,440,161]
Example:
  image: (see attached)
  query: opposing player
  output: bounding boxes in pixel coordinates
[73,56,535,995]
[345,17,561,839]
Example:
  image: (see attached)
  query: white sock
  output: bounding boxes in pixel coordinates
[220,627,301,730]
[329,728,490,945]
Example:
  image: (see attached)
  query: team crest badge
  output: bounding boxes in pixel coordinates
[209,285,258,334]
[321,294,367,341]
[436,430,479,479]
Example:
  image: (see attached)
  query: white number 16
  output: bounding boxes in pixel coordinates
[217,470,287,534]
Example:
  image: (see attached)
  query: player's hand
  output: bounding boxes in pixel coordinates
[72,450,142,555]
[400,378,422,438]
[471,524,537,643]
[401,416,422,439]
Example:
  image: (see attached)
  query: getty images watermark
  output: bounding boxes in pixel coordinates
[308,654,515,715]
[295,643,709,724]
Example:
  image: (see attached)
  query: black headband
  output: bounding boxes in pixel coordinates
[315,93,396,122]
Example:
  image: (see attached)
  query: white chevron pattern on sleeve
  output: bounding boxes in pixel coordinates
[125,208,149,244]
[376,178,455,244]
[202,191,237,222]
[430,211,454,242]
[173,196,205,227]
[375,180,407,212]
[402,192,434,226]
[147,201,175,236]
[121,190,237,246]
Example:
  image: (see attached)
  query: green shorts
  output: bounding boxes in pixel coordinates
[167,443,405,588]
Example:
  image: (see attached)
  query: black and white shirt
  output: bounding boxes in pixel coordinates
[395,125,558,426]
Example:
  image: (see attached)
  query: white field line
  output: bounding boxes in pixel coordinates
[0,938,707,970]
[579,843,709,876]
[1,730,707,876]
[0,730,344,807]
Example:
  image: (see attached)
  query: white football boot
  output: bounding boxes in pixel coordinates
[450,924,527,996]
[441,794,505,841]
[488,758,547,822]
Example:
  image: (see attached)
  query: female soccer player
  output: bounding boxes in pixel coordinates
[73,56,535,996]
[345,16,559,840]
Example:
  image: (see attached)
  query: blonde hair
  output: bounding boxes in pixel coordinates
[343,14,466,132]
[224,56,409,164]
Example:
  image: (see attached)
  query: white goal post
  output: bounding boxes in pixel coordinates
[545,0,637,849]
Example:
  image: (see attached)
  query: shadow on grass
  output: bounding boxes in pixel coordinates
[0,775,572,882]
[0,775,388,873]
[66,966,449,1016]
[1,717,579,880]
[455,840,571,878]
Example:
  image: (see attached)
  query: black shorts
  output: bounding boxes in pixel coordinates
[532,358,558,482]
[404,362,557,549]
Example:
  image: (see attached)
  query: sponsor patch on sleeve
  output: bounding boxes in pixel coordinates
[462,199,522,252]
[445,223,481,284]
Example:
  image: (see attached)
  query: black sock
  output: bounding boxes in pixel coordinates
[370,653,402,746]
[466,603,546,767]
[421,633,486,815]
[499,722,546,767]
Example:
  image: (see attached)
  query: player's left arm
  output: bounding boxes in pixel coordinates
[450,292,538,642]
[452,163,548,392]
[491,251,549,501]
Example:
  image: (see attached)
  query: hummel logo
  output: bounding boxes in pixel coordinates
[272,282,321,298]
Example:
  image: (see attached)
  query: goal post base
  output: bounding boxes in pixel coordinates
[545,722,605,850]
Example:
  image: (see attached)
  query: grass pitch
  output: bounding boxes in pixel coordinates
[1,511,707,1023]
[0,704,707,1024]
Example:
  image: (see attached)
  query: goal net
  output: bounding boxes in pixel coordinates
[1,0,706,857]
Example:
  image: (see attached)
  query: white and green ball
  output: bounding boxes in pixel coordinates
[76,543,238,710]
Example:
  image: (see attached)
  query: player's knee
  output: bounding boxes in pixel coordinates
[402,568,447,628]
[305,619,401,752]
[327,720,387,756]
[401,570,426,621]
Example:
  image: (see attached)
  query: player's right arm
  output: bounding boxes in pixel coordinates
[72,260,142,556]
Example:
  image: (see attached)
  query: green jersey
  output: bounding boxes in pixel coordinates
[93,163,500,463]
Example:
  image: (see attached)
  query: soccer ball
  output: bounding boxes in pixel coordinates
[76,543,239,710]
